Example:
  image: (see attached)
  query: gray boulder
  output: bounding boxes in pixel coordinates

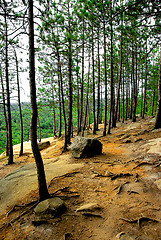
[70,136,102,158]
[38,141,50,151]
[34,197,65,218]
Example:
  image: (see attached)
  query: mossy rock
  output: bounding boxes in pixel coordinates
[34,197,65,218]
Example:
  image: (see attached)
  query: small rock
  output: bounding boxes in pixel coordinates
[115,232,134,240]
[123,182,145,194]
[152,128,161,133]
[122,139,132,143]
[121,134,130,139]
[104,171,113,177]
[134,138,143,143]
[38,141,50,151]
[154,179,161,190]
[76,203,101,212]
[34,197,65,218]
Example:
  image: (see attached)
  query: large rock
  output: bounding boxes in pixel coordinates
[38,141,50,151]
[34,197,65,218]
[70,136,102,158]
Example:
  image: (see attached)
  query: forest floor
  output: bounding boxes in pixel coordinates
[0,116,161,240]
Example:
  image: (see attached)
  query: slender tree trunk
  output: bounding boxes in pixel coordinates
[67,0,72,144]
[96,28,100,130]
[107,2,114,134]
[88,101,91,129]
[15,50,23,156]
[0,66,9,156]
[28,0,50,201]
[76,46,80,135]
[54,31,67,149]
[122,67,125,123]
[102,0,107,136]
[140,66,144,117]
[125,67,128,121]
[130,71,133,119]
[82,52,90,136]
[53,104,56,137]
[113,27,123,127]
[118,95,120,121]
[92,23,96,134]
[154,45,161,128]
[58,74,62,138]
[4,5,13,164]
[57,56,67,150]
[37,114,41,142]
[151,89,155,116]
[132,44,137,122]
[142,44,148,119]
[51,80,56,137]
[79,19,84,134]
[100,82,103,124]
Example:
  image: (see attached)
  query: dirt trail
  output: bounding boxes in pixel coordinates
[0,116,161,240]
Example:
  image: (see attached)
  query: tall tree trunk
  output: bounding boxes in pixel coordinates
[58,73,62,138]
[130,71,133,119]
[57,55,67,150]
[102,0,107,136]
[96,28,100,130]
[142,44,148,119]
[92,23,96,134]
[76,46,80,135]
[122,67,125,123]
[113,27,123,127]
[100,82,103,124]
[51,79,56,137]
[37,114,41,142]
[107,1,114,134]
[67,0,72,144]
[82,52,90,136]
[132,44,137,122]
[125,67,129,121]
[53,30,67,149]
[4,4,13,164]
[151,88,155,116]
[154,45,161,129]
[79,19,84,134]
[140,66,144,117]
[15,50,23,156]
[0,66,9,156]
[28,0,50,201]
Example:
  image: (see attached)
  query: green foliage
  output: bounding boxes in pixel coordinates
[0,103,59,155]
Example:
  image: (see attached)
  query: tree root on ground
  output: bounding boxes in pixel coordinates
[120,216,159,228]
[113,182,129,195]
[48,171,80,188]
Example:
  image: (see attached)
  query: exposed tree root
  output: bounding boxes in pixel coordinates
[48,171,80,188]
[0,186,79,232]
[133,162,153,169]
[113,182,129,194]
[120,216,159,228]
[110,173,132,180]
[82,212,103,218]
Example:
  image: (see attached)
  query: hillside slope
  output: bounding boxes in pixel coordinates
[0,116,161,240]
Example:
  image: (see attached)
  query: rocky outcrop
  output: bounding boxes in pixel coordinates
[70,136,102,158]
[38,141,50,151]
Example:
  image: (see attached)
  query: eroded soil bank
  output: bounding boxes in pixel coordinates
[0,116,161,240]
